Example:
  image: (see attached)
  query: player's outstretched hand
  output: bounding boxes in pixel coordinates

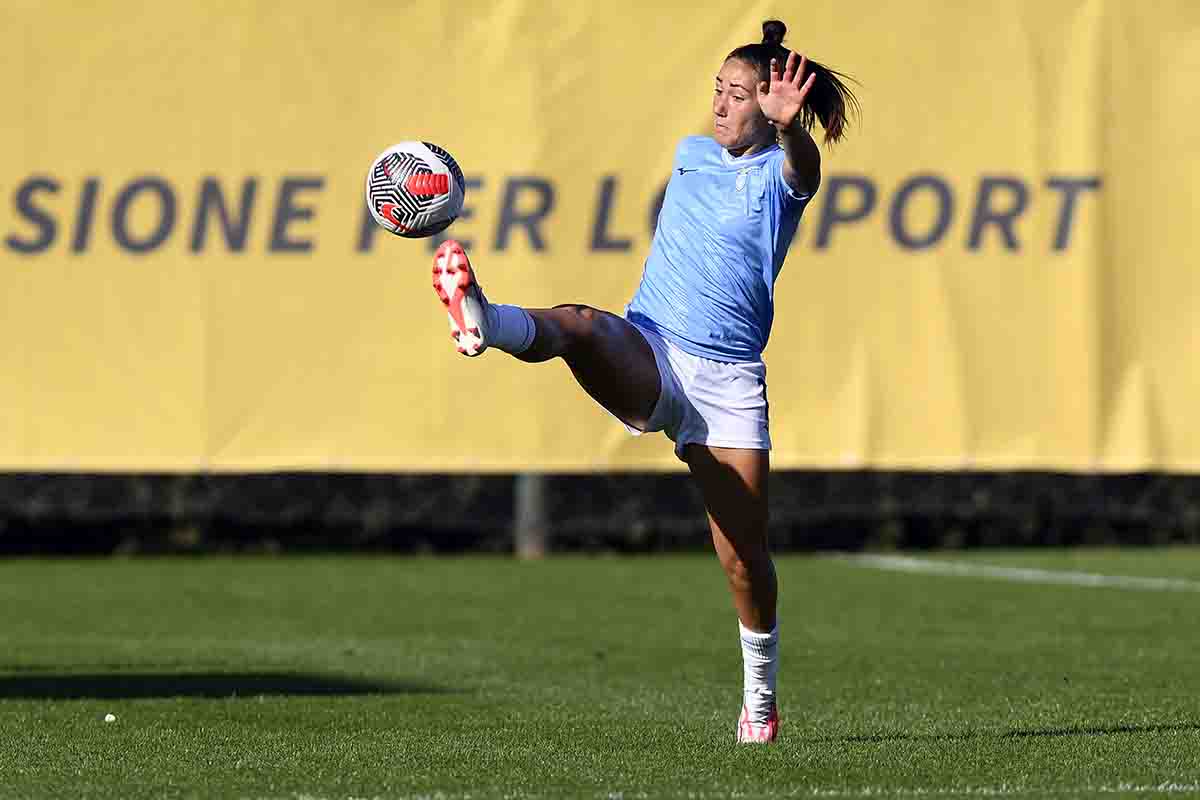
[758,51,815,130]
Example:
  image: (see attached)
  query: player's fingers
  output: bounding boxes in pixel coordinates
[798,71,816,100]
[769,57,781,83]
[783,51,799,83]
[793,54,808,88]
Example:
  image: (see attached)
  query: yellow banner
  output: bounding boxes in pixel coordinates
[2,1,1197,472]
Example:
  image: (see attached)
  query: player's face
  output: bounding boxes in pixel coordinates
[713,59,772,153]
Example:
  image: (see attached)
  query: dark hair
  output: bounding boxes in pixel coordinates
[726,19,859,145]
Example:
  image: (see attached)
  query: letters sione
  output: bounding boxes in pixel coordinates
[5,176,323,255]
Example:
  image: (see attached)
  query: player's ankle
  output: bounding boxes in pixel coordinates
[486,304,536,355]
[739,620,779,724]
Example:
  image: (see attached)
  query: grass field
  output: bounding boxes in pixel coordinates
[1,549,1198,799]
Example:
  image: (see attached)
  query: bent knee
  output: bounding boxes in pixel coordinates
[551,304,604,346]
[553,303,601,323]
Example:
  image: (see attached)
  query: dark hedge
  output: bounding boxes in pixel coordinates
[0,471,1196,555]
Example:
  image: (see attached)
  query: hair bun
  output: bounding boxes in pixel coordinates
[761,19,787,47]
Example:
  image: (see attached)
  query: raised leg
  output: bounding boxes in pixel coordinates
[431,241,662,431]
[519,305,662,433]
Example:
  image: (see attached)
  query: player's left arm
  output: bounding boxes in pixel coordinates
[758,52,820,196]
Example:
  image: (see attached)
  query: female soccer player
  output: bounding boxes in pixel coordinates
[431,20,856,743]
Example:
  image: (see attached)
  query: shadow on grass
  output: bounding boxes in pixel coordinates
[827,731,977,744]
[0,672,457,700]
[820,722,1200,744]
[1004,722,1200,738]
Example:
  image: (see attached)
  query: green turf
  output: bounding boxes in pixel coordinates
[1,549,1198,799]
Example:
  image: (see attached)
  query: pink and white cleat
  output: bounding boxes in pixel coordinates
[432,239,489,357]
[736,705,779,743]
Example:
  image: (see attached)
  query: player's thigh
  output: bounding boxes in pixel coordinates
[562,308,661,431]
[683,444,770,559]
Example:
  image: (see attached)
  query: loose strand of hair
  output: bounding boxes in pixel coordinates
[801,58,860,146]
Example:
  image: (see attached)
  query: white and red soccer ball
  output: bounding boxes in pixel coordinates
[365,141,465,238]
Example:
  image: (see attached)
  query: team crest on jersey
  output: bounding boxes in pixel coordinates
[736,168,750,193]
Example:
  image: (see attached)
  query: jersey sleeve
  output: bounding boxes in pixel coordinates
[671,136,695,172]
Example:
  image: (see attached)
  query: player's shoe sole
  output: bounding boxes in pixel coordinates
[432,239,487,356]
[736,705,779,743]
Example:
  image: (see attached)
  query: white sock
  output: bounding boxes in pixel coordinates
[484,303,536,354]
[739,621,779,723]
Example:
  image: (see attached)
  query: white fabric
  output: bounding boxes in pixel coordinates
[620,317,771,461]
[739,621,779,724]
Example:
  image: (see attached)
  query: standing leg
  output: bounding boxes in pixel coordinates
[684,445,775,629]
[683,444,780,742]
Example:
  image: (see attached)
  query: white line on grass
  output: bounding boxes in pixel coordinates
[266,783,1200,799]
[841,554,1200,592]
[802,783,1200,797]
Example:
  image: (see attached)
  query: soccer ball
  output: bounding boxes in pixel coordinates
[365,141,466,238]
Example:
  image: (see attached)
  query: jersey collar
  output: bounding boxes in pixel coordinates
[720,142,781,168]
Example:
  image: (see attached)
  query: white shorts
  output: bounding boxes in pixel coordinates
[620,318,771,461]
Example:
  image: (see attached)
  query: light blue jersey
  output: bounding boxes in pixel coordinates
[627,136,811,362]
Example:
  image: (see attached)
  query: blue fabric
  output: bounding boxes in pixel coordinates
[627,136,811,362]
